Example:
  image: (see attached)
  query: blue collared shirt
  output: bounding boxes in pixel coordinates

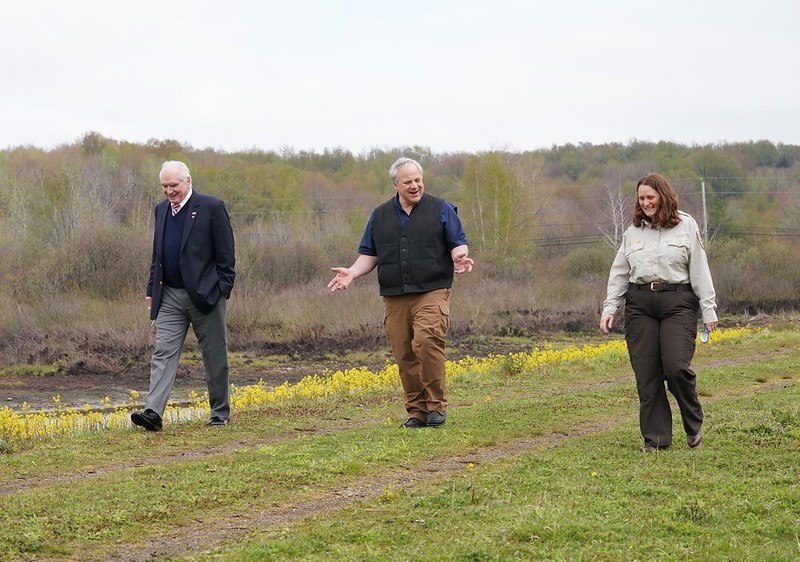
[358,195,468,256]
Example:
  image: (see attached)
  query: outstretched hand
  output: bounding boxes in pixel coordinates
[452,249,474,274]
[328,267,354,292]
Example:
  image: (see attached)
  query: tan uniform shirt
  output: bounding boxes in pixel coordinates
[602,211,718,323]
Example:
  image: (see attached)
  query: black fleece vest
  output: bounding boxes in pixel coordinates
[373,194,453,296]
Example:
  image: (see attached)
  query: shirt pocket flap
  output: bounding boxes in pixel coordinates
[667,234,690,248]
[624,239,645,256]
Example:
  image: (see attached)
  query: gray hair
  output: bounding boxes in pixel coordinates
[389,157,423,185]
[160,161,191,182]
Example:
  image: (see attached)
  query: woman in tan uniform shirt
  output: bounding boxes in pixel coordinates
[600,172,718,452]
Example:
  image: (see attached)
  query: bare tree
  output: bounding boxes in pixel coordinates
[597,183,629,249]
[1,169,32,239]
[510,153,547,221]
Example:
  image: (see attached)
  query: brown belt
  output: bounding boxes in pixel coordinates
[631,282,693,292]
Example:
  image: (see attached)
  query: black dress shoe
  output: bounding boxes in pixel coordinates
[131,409,163,432]
[687,430,703,448]
[426,411,446,427]
[400,417,426,428]
[206,416,229,426]
[640,444,669,453]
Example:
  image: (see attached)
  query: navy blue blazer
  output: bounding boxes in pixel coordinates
[147,191,236,320]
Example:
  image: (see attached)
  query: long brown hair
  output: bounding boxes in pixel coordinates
[632,172,680,228]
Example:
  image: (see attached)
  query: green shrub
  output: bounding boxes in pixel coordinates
[559,245,613,278]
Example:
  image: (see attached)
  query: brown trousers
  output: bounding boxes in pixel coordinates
[383,288,450,420]
[624,286,703,449]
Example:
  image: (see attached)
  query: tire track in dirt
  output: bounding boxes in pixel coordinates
[0,419,371,497]
[96,415,630,562]
[96,377,797,562]
[2,347,795,499]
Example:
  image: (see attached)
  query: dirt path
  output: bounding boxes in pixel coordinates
[3,348,790,500]
[0,420,366,497]
[6,350,791,562]
[100,376,797,562]
[99,415,630,562]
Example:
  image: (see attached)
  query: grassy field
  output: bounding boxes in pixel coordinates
[1,325,800,561]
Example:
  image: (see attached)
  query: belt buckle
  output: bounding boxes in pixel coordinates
[650,282,658,291]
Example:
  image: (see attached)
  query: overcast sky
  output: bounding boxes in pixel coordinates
[1,0,797,154]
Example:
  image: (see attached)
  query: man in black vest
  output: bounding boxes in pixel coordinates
[131,161,236,431]
[328,157,473,428]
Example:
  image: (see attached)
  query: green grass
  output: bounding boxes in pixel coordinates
[323,351,396,368]
[223,390,800,561]
[1,327,800,560]
[0,363,60,377]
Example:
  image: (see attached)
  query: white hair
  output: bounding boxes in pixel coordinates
[160,161,191,182]
[389,157,423,185]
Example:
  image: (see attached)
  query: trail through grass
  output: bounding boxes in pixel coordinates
[1,326,799,561]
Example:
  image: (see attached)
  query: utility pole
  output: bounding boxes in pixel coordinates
[700,178,708,240]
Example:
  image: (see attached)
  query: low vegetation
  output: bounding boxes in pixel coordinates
[1,137,800,376]
[2,136,799,559]
[1,324,799,560]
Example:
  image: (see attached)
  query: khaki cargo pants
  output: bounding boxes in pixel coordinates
[383,288,450,421]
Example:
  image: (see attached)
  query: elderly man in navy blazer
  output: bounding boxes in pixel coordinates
[131,161,236,431]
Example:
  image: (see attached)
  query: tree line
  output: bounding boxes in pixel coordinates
[1,132,798,319]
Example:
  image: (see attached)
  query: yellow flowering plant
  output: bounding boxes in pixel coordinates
[0,327,765,448]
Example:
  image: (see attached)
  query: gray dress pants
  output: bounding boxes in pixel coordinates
[624,285,703,449]
[145,285,230,419]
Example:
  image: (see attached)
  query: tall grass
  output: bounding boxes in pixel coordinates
[1,209,800,371]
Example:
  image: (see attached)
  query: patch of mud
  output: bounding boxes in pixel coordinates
[0,317,561,412]
[0,356,376,413]
[0,327,391,412]
[1,311,791,413]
